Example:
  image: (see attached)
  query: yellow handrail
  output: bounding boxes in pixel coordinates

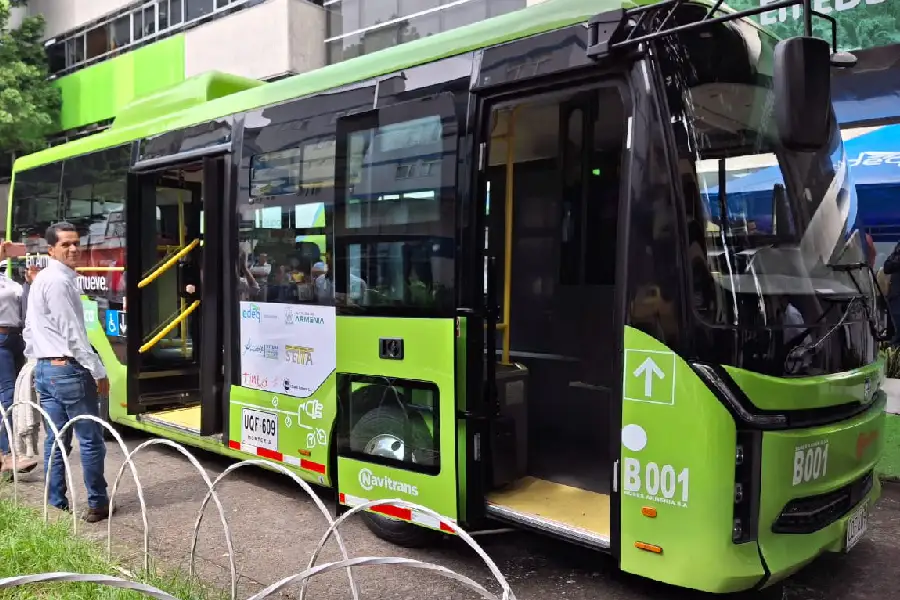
[139,300,200,354]
[138,238,199,289]
[178,190,188,357]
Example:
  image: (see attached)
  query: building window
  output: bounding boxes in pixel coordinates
[325,0,526,64]
[45,0,315,77]
[186,0,215,21]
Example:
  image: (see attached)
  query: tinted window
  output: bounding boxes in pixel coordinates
[11,163,62,261]
[334,93,458,314]
[60,146,131,311]
[239,85,376,309]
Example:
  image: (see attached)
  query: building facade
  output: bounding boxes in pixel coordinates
[31,0,537,141]
[0,0,537,213]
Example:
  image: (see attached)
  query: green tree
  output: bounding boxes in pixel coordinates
[0,0,61,156]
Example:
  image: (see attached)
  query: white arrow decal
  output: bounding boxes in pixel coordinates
[633,357,664,398]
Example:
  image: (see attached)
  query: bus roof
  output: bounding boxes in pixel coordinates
[13,0,739,174]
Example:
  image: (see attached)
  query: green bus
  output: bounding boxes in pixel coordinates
[6,0,888,592]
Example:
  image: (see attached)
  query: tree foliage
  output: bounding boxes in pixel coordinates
[727,0,900,51]
[0,0,61,156]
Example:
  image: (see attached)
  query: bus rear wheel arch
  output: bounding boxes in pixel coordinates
[348,404,437,548]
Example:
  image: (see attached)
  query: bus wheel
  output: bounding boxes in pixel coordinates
[349,406,436,548]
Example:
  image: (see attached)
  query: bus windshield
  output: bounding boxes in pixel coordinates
[659,6,877,374]
[667,10,874,325]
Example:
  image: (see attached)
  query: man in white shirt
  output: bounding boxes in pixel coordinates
[23,223,111,522]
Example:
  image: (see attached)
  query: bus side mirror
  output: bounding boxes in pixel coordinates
[773,36,832,152]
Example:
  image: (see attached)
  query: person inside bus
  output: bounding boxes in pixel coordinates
[0,243,38,478]
[248,253,271,301]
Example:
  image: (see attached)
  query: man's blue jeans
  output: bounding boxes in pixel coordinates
[34,360,108,511]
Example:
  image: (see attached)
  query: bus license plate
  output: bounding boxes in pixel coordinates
[845,503,868,552]
[241,408,278,452]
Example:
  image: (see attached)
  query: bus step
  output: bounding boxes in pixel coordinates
[138,390,200,407]
[141,405,202,435]
[485,502,610,550]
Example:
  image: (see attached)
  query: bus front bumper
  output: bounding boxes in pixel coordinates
[754,402,884,586]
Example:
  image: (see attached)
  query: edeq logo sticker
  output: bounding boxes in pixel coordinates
[241,303,262,321]
[358,468,419,497]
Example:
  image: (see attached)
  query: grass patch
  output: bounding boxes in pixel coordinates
[878,414,900,479]
[0,499,225,599]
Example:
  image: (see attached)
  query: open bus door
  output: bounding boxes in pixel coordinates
[463,33,635,550]
[125,149,227,437]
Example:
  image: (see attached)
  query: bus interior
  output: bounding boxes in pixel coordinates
[131,163,207,434]
[483,85,626,547]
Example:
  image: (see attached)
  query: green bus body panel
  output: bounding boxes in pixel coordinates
[725,362,884,411]
[619,326,765,592]
[112,71,263,130]
[756,400,884,584]
[11,0,744,174]
[620,326,885,592]
[335,317,458,523]
[227,375,338,486]
[55,35,186,132]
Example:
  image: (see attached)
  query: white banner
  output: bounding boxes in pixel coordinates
[239,302,336,398]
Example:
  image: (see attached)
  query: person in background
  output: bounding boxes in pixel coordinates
[881,239,900,346]
[0,244,37,478]
[24,222,112,522]
[248,253,271,301]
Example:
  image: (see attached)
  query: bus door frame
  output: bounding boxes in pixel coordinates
[126,135,235,437]
[464,28,633,555]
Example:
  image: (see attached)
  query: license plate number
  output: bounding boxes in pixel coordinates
[845,503,868,552]
[241,408,278,452]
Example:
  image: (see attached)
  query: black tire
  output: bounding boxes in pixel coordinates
[349,405,437,548]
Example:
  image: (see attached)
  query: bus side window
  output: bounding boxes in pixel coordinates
[333,92,459,316]
[239,84,377,309]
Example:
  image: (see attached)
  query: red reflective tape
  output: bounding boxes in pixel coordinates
[439,521,455,533]
[256,446,283,461]
[300,459,326,474]
[373,504,412,522]
[228,440,240,450]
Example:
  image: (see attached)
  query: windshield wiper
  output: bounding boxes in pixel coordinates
[784,296,861,373]
[827,260,890,340]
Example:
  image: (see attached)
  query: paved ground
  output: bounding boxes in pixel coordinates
[4,428,900,600]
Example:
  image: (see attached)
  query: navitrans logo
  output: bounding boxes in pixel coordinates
[284,305,325,326]
[241,303,262,322]
[358,468,419,497]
